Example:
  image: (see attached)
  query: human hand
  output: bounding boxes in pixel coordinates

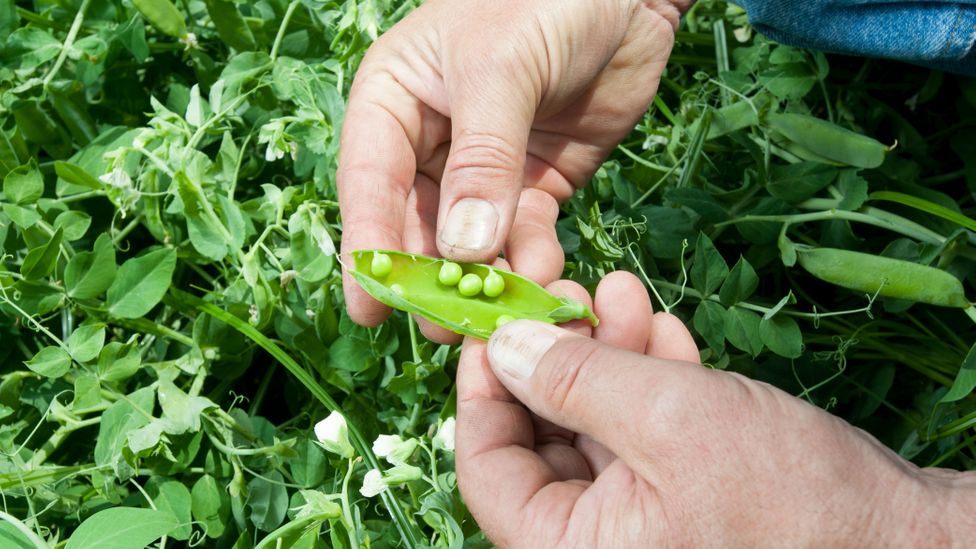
[338,0,688,335]
[456,272,975,547]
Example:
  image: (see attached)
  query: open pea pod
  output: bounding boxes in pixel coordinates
[796,247,969,308]
[349,250,598,339]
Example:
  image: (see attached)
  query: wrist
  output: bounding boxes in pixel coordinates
[913,468,976,547]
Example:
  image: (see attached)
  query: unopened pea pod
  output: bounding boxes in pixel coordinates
[349,250,599,339]
[767,113,887,169]
[795,247,969,308]
[133,0,187,38]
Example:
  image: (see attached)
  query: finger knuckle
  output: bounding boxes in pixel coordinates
[539,339,602,416]
[446,131,523,183]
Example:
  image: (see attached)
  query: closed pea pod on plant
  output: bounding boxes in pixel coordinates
[132,0,187,38]
[795,247,969,308]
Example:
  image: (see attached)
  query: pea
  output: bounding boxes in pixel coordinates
[349,250,599,339]
[371,253,393,277]
[495,315,515,328]
[458,274,483,297]
[796,247,969,308]
[438,261,463,286]
[483,271,505,297]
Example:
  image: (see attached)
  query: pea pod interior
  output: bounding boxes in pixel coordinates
[350,250,598,339]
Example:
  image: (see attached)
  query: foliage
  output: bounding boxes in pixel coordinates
[0,0,974,546]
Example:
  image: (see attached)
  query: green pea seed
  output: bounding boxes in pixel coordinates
[371,253,393,277]
[483,271,505,297]
[438,261,463,286]
[458,273,483,297]
[495,315,515,328]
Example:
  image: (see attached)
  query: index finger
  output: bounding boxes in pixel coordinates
[337,80,417,326]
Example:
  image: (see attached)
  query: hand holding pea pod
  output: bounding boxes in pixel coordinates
[348,250,598,339]
[455,271,972,548]
[337,0,689,330]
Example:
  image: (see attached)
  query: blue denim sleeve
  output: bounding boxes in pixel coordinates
[729,0,976,75]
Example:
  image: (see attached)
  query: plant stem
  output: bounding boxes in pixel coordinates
[716,208,945,245]
[43,0,92,88]
[270,1,301,60]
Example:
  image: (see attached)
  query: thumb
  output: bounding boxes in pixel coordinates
[487,320,690,455]
[437,52,538,262]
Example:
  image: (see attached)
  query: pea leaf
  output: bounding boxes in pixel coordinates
[65,233,117,299]
[151,481,193,541]
[54,210,92,241]
[25,346,72,378]
[767,162,837,203]
[65,507,178,549]
[2,160,43,204]
[724,307,764,357]
[192,475,230,539]
[693,301,728,352]
[66,324,106,362]
[20,226,63,280]
[941,342,976,403]
[759,315,803,358]
[54,161,103,190]
[247,471,289,532]
[106,248,177,318]
[690,232,729,296]
[0,523,34,549]
[72,373,102,410]
[718,256,759,306]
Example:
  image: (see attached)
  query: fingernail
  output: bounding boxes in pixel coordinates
[440,198,498,252]
[488,321,562,380]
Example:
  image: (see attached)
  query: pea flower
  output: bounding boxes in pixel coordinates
[314,411,354,458]
[372,434,418,465]
[360,469,386,498]
[433,417,455,452]
[99,167,132,190]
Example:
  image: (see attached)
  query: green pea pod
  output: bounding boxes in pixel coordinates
[796,247,969,308]
[205,0,257,51]
[350,250,599,339]
[768,113,887,169]
[133,0,187,38]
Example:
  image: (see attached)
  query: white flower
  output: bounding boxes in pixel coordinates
[279,270,298,288]
[314,411,354,458]
[99,167,132,189]
[372,434,418,465]
[180,32,198,49]
[433,417,455,452]
[360,469,387,498]
[384,463,423,484]
[265,142,285,162]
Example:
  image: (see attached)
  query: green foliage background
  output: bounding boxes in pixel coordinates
[0,0,975,546]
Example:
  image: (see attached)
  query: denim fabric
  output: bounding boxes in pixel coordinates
[730,0,976,75]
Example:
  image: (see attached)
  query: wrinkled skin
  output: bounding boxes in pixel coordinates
[338,0,684,342]
[457,272,975,548]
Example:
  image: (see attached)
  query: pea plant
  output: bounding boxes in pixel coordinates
[0,0,974,547]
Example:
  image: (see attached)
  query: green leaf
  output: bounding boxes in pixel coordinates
[2,160,43,204]
[941,342,976,403]
[837,170,868,210]
[0,522,34,549]
[25,346,71,378]
[66,324,105,362]
[72,373,102,410]
[65,507,177,549]
[20,226,63,280]
[94,387,154,473]
[2,203,40,228]
[247,471,289,532]
[65,233,117,299]
[106,248,177,318]
[690,232,729,296]
[54,210,92,241]
[152,481,193,541]
[759,315,803,358]
[870,191,976,233]
[724,307,763,357]
[97,341,142,382]
[192,474,230,539]
[693,301,728,352]
[718,256,759,306]
[768,162,837,203]
[54,161,104,190]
